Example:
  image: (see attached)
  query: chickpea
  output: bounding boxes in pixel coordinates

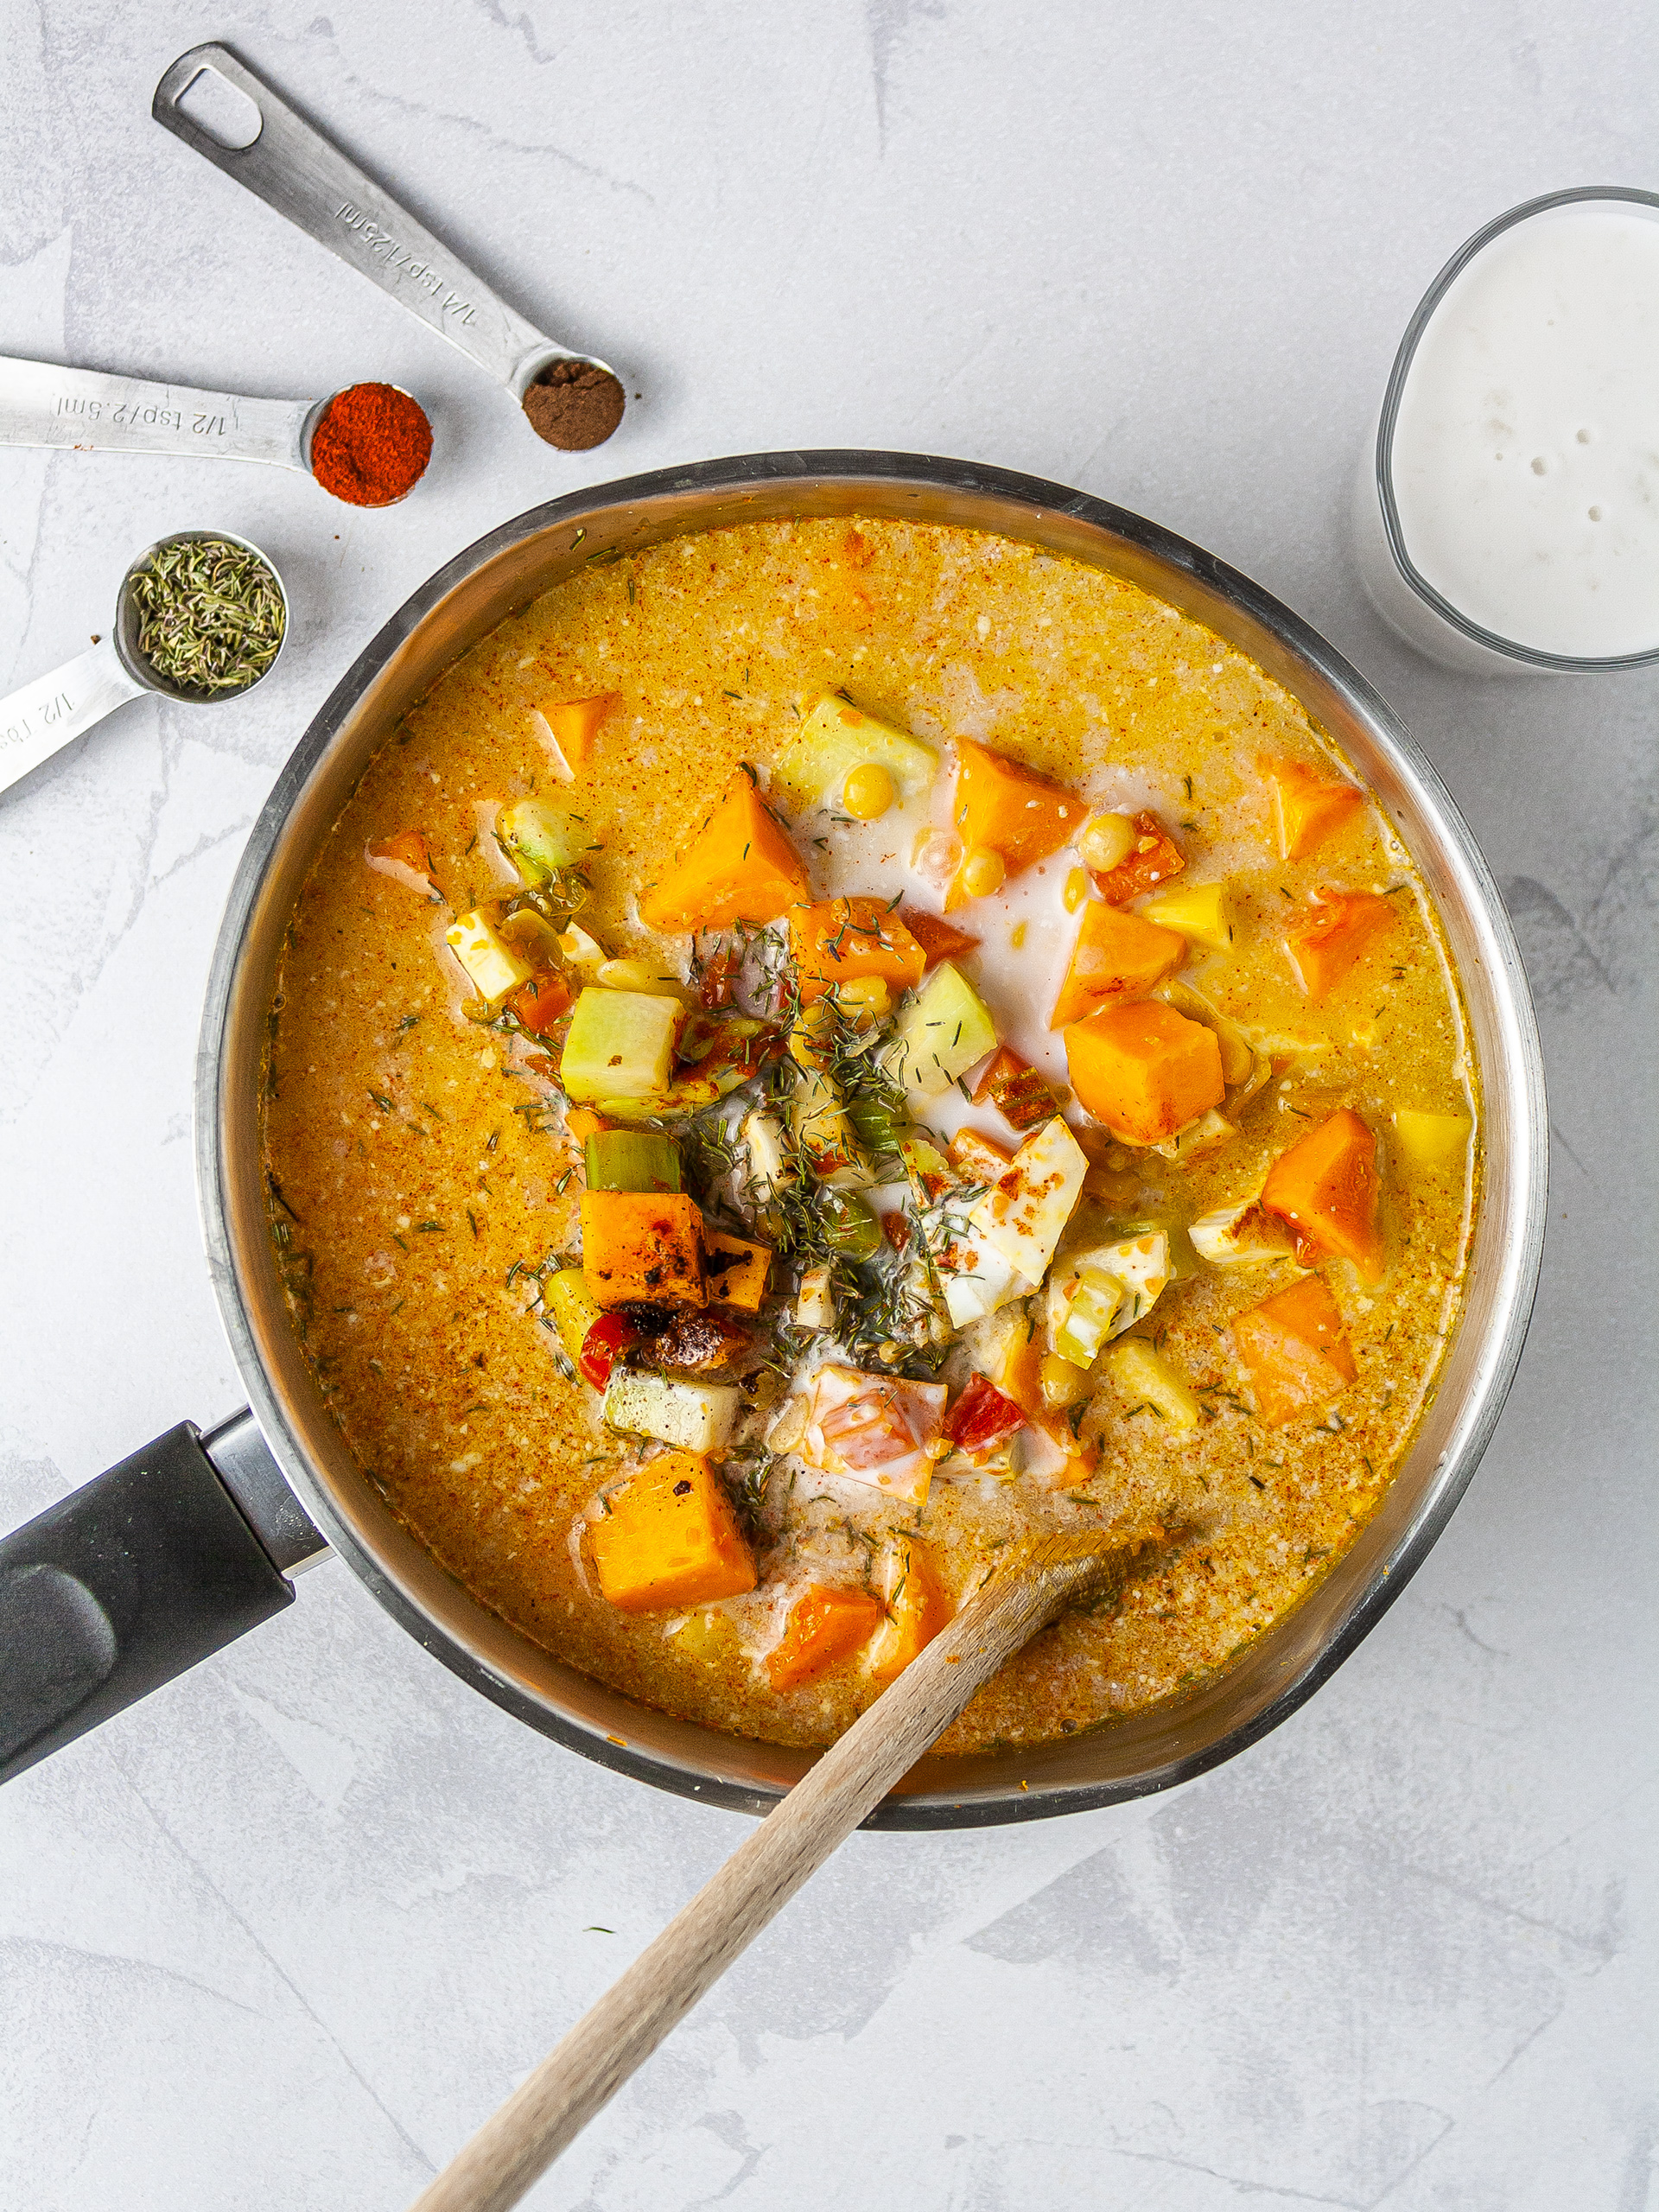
[842,761,895,820]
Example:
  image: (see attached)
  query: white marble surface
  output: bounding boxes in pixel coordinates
[3,3,1656,2205]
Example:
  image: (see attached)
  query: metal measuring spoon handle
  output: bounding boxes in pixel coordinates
[0,530,289,803]
[0,354,315,472]
[152,42,607,404]
[0,639,144,799]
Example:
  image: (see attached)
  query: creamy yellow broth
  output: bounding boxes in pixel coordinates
[263,518,1476,1751]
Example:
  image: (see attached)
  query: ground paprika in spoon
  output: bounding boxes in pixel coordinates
[308,381,433,506]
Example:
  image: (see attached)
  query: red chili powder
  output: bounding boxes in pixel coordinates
[308,382,433,506]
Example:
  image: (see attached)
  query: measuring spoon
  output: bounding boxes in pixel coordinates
[0,530,289,802]
[152,42,626,448]
[0,355,425,502]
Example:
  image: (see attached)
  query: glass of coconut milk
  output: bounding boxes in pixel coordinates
[1354,186,1659,674]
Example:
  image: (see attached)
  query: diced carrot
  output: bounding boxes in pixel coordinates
[581,1191,706,1307]
[639,774,810,935]
[788,896,927,1004]
[1049,899,1187,1027]
[899,906,981,969]
[589,1449,756,1611]
[506,969,573,1035]
[1264,757,1364,859]
[767,1584,886,1689]
[1090,810,1185,905]
[366,829,437,887]
[946,739,1087,909]
[1064,1001,1225,1145]
[1260,1107,1385,1281]
[564,1107,610,1142]
[1230,1273,1357,1427]
[545,692,620,766]
[868,1539,953,1686]
[1286,890,1395,1001]
[971,1045,1058,1132]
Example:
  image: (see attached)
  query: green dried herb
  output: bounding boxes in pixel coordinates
[128,537,284,696]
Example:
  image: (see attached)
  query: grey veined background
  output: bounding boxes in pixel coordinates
[1,2,1655,2206]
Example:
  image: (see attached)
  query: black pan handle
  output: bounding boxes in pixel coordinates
[0,1410,327,1785]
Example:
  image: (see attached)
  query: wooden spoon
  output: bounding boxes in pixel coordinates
[410,1530,1142,2212]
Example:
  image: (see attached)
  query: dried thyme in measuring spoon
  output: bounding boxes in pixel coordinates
[127,536,286,696]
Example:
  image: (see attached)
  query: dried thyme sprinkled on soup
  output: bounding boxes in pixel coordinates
[264,518,1477,1751]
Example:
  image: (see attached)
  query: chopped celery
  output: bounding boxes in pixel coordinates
[821,1190,881,1263]
[544,1269,603,1368]
[499,798,582,883]
[888,962,998,1102]
[562,988,684,1102]
[446,911,534,1007]
[1053,1268,1125,1367]
[772,696,940,814]
[584,1130,683,1193]
[601,1368,741,1452]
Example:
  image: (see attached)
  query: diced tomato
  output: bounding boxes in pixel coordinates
[899,906,982,969]
[578,1313,640,1389]
[943,1372,1027,1456]
[1091,811,1186,906]
[508,969,574,1035]
[880,1209,912,1254]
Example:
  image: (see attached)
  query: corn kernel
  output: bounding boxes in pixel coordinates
[835,976,893,1023]
[1063,866,1090,913]
[1079,812,1136,872]
[961,847,1007,899]
[1010,920,1028,950]
[842,761,895,820]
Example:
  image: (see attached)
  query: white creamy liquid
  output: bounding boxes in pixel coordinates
[1389,200,1659,658]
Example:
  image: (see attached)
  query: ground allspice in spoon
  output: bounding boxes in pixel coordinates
[522,358,626,450]
[129,538,285,696]
[309,380,433,505]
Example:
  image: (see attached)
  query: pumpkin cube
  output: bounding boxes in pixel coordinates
[1064,1001,1225,1145]
[1230,1273,1357,1427]
[581,1190,706,1306]
[639,773,810,934]
[1265,756,1363,859]
[1261,1108,1384,1281]
[1050,898,1188,1027]
[947,739,1086,907]
[868,1538,953,1686]
[788,896,927,1004]
[1286,890,1395,1001]
[589,1450,756,1611]
[767,1584,886,1689]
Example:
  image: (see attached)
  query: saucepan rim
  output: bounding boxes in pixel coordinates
[196,449,1548,1827]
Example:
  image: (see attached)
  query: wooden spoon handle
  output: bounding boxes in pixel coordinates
[410,1541,1114,2212]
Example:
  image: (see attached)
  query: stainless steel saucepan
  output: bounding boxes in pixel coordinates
[0,452,1548,1820]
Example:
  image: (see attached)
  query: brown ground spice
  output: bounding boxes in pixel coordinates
[523,359,626,450]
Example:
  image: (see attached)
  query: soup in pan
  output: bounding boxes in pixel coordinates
[264,518,1477,1752]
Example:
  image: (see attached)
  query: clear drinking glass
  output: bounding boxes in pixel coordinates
[1353,184,1659,676]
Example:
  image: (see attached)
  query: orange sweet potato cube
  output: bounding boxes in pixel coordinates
[788,896,927,1003]
[581,1191,706,1306]
[590,1450,757,1611]
[546,692,620,766]
[767,1583,886,1689]
[1049,898,1188,1027]
[1261,1107,1384,1281]
[1230,1273,1357,1427]
[1264,757,1364,859]
[639,774,810,934]
[1064,1001,1225,1145]
[1286,890,1395,1001]
[948,739,1086,906]
[867,1539,952,1687]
